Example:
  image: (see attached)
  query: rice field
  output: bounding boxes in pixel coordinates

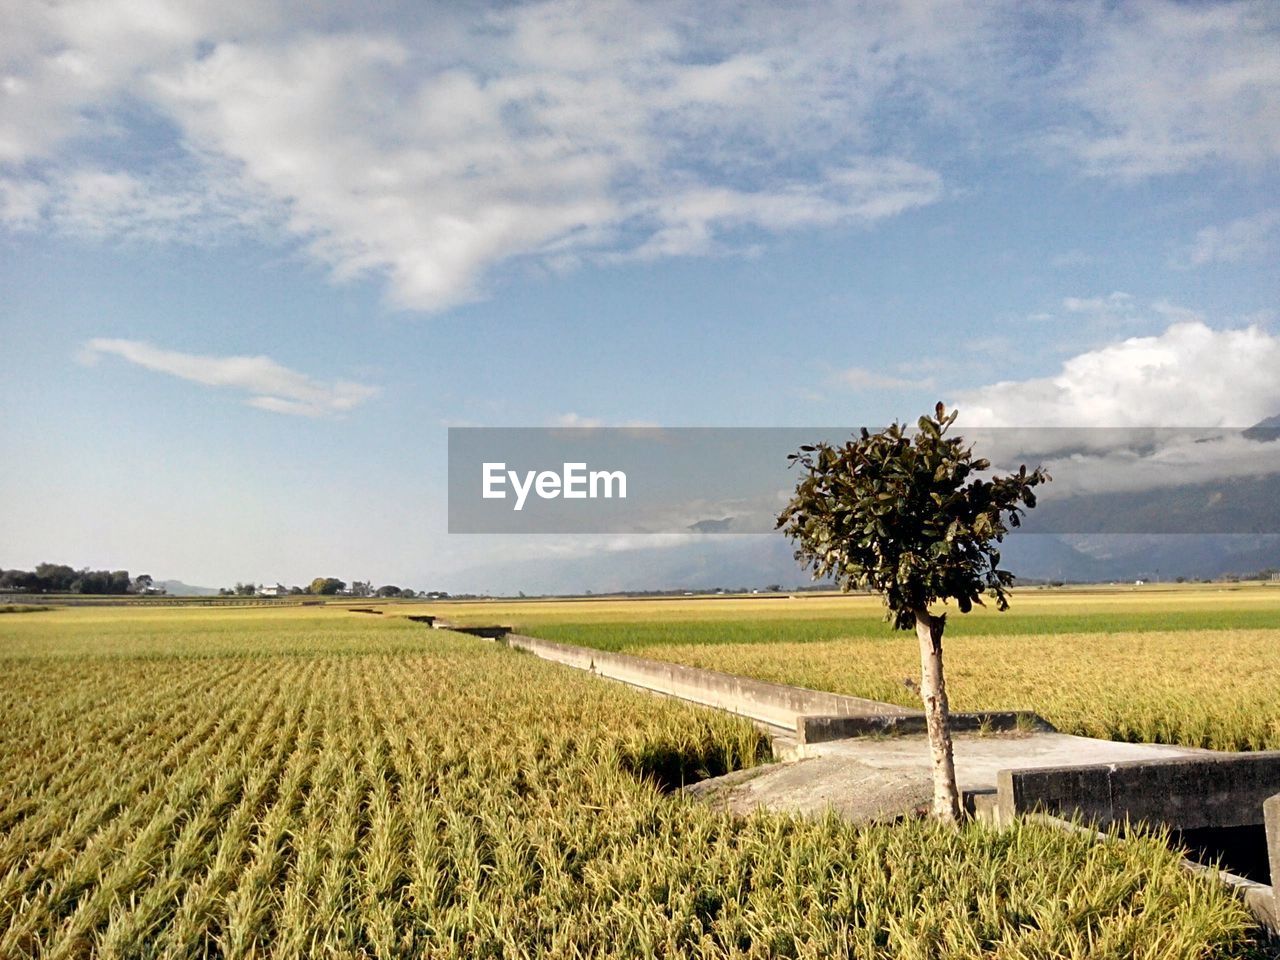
[511,585,1280,753]
[0,605,1265,957]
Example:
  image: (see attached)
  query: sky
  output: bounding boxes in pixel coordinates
[1,0,1278,591]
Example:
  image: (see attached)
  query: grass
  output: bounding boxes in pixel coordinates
[0,605,1264,957]
[520,608,1280,651]
[0,604,52,615]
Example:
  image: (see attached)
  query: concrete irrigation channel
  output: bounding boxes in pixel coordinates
[428,621,1280,932]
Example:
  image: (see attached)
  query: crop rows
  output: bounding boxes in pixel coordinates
[0,615,1262,958]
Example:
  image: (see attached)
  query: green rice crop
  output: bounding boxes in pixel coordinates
[0,608,1263,957]
[526,608,1280,650]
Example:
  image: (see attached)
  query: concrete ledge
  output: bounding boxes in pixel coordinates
[997,752,1280,831]
[1267,793,1279,920]
[800,711,1054,744]
[494,632,919,730]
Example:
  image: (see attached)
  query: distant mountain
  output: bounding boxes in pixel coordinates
[1243,413,1280,442]
[157,579,220,596]
[457,414,1280,594]
[457,532,1280,595]
[1024,471,1280,536]
[1002,534,1280,582]
[456,536,807,596]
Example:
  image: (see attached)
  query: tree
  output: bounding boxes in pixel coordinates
[35,563,77,591]
[309,577,345,596]
[233,581,256,596]
[133,574,153,593]
[777,403,1049,822]
[375,585,402,598]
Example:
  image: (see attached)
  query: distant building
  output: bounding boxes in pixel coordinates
[258,583,287,597]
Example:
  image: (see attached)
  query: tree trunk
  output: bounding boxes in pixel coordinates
[914,608,961,823]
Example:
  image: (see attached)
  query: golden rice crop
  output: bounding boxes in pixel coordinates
[537,627,1280,752]
[0,609,1262,958]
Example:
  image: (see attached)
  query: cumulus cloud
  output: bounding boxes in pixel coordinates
[79,338,378,417]
[945,321,1280,504]
[954,321,1280,428]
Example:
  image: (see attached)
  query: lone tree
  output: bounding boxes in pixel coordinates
[777,403,1049,822]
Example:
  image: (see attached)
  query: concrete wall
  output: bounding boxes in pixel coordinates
[1268,794,1280,918]
[997,753,1280,831]
[497,632,919,731]
[800,711,1051,744]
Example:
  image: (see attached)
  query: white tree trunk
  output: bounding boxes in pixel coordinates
[914,609,961,823]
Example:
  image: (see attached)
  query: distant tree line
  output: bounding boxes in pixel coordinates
[216,578,424,598]
[0,564,155,595]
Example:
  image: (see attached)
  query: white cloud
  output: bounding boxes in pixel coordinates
[79,338,379,417]
[0,176,48,227]
[1,1,975,310]
[5,0,1277,313]
[552,413,661,430]
[1061,291,1134,316]
[1180,210,1280,266]
[1,166,279,242]
[1052,0,1280,177]
[0,0,279,162]
[834,367,935,391]
[954,321,1280,428]
[553,413,603,429]
[1023,293,1205,334]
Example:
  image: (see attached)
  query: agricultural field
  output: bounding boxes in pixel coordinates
[450,584,1280,752]
[0,604,1265,958]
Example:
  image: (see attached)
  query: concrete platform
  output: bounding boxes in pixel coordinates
[685,731,1207,823]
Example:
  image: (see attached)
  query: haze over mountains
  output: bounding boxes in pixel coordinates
[449,410,1280,595]
[160,407,1280,597]
[451,533,1280,596]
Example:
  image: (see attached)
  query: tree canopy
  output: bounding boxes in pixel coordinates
[1,564,134,595]
[777,404,1049,627]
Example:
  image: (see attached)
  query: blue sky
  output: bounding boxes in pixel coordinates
[2,0,1278,591]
